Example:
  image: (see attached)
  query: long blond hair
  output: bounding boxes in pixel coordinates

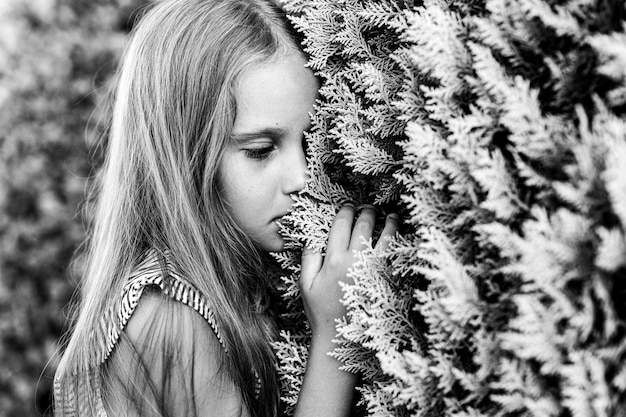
[56,1,303,415]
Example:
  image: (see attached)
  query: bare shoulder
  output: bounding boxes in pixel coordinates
[123,288,226,367]
[105,289,245,416]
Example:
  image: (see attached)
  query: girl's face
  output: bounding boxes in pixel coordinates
[219,53,319,252]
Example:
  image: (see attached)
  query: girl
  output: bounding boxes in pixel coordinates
[54,0,399,416]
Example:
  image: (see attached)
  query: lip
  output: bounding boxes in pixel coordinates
[271,211,292,223]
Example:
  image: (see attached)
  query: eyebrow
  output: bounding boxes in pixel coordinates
[231,127,290,142]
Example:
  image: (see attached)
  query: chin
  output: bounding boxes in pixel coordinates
[258,235,286,253]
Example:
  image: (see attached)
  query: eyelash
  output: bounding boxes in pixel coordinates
[241,136,308,160]
[243,146,274,160]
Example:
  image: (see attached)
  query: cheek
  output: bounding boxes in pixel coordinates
[217,155,271,216]
[216,157,239,199]
[219,170,255,212]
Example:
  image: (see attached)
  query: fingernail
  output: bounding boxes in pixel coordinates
[343,202,355,209]
[387,213,400,221]
[357,204,376,211]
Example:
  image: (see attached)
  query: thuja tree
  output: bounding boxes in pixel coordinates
[273,0,626,416]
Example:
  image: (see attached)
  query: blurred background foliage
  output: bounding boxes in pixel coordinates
[0,0,147,415]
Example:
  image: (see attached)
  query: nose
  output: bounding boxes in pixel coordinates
[282,142,308,194]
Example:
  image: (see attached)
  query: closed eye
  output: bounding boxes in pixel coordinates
[243,146,274,160]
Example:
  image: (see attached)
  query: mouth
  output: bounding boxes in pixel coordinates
[272,211,292,224]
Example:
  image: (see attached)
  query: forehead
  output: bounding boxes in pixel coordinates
[233,53,319,133]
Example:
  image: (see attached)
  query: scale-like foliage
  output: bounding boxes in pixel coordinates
[275,0,626,415]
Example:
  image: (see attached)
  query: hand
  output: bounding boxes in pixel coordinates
[299,204,400,341]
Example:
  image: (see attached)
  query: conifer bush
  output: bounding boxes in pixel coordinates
[274,0,626,416]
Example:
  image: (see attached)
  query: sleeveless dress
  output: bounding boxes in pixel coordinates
[54,249,239,417]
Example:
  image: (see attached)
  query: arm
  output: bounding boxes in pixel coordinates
[295,205,399,417]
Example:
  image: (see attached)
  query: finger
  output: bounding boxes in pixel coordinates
[375,213,400,252]
[349,205,376,251]
[300,245,323,289]
[326,204,356,254]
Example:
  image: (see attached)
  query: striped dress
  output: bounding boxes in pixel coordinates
[54,249,237,416]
